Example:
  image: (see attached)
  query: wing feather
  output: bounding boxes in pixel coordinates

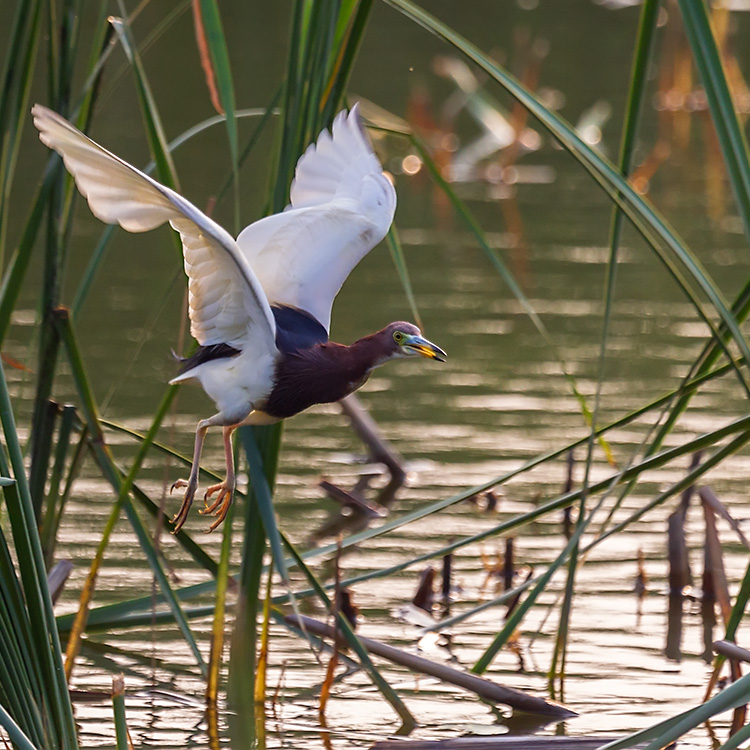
[32,105,276,351]
[237,103,396,332]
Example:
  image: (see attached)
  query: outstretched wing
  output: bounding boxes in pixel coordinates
[236,104,396,332]
[31,104,276,352]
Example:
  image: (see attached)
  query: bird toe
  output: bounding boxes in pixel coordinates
[170,478,189,494]
[199,482,234,531]
[169,478,198,534]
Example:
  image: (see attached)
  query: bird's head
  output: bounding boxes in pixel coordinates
[378,322,447,363]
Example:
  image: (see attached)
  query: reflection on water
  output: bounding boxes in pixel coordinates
[6,1,750,748]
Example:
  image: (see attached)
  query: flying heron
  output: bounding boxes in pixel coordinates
[32,103,446,532]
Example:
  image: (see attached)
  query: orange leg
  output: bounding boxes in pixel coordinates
[170,414,225,533]
[199,424,237,532]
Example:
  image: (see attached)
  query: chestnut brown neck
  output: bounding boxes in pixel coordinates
[262,333,389,420]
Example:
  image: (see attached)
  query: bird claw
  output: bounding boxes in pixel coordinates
[199,482,234,532]
[170,478,197,534]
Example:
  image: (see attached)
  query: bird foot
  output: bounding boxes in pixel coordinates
[199,481,234,532]
[170,478,197,534]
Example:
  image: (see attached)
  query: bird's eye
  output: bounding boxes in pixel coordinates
[393,331,405,344]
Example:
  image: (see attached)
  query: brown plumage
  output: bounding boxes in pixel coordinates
[263,323,417,419]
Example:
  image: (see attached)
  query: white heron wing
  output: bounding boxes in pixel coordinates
[236,104,396,332]
[32,104,276,351]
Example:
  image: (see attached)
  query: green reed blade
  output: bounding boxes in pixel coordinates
[0,520,46,746]
[64,398,750,643]
[475,492,610,675]
[599,669,750,750]
[206,490,234,736]
[71,397,750,639]
[717,720,750,750]
[111,676,128,750]
[0,174,51,346]
[646,1,750,449]
[679,0,750,239]
[239,429,289,584]
[0,703,40,750]
[40,404,76,565]
[321,0,373,123]
[122,497,208,678]
[280,411,750,607]
[227,438,267,732]
[0,359,78,748]
[0,0,42,267]
[384,0,750,394]
[598,705,716,750]
[214,97,281,209]
[97,1,190,101]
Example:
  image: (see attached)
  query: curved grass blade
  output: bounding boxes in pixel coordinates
[238,429,289,584]
[718,721,750,750]
[473,424,750,673]
[61,408,750,639]
[0,504,47,747]
[599,669,750,750]
[475,492,610,675]
[384,0,750,394]
[646,0,750,449]
[320,0,374,122]
[254,574,273,704]
[284,412,750,608]
[0,0,42,267]
[679,0,750,239]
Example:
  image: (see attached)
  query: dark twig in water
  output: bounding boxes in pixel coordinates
[714,640,750,664]
[340,394,406,483]
[318,480,387,518]
[412,567,436,614]
[441,553,452,603]
[284,614,576,719]
[314,394,407,539]
[699,486,750,549]
[562,450,575,539]
[371,738,627,750]
[47,560,74,605]
[700,493,745,731]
